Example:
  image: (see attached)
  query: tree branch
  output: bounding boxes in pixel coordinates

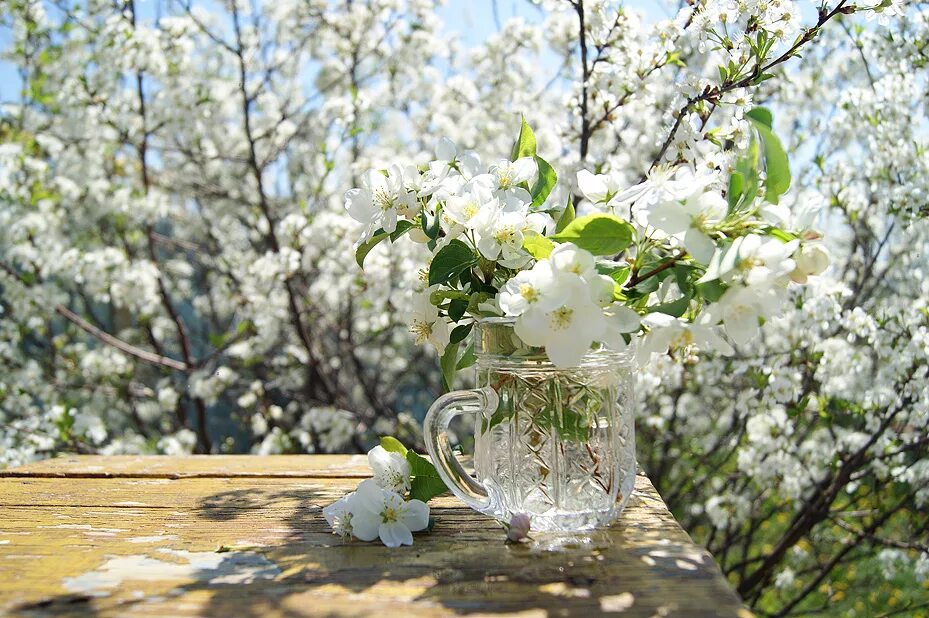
[55,305,189,372]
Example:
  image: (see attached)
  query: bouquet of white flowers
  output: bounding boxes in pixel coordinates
[331,114,828,543]
[346,114,827,386]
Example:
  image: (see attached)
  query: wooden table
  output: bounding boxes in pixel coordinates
[0,455,747,617]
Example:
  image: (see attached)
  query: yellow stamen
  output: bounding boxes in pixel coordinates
[550,307,574,330]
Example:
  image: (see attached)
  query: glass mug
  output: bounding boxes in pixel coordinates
[424,317,636,532]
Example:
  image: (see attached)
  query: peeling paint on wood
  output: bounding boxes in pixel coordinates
[63,549,281,593]
[0,455,748,617]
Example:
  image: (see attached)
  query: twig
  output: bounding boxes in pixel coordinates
[625,252,686,288]
[55,305,189,372]
[572,0,592,162]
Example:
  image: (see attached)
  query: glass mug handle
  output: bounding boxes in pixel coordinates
[423,386,499,512]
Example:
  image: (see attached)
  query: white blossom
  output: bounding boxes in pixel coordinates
[345,479,429,548]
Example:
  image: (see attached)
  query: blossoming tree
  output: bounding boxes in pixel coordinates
[0,0,926,614]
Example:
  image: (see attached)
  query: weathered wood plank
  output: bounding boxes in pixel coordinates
[0,456,748,617]
[1,454,371,478]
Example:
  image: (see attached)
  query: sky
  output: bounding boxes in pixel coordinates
[0,0,678,106]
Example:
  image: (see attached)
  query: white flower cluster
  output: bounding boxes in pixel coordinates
[346,138,550,266]
[347,124,828,369]
[323,446,429,548]
[498,243,640,366]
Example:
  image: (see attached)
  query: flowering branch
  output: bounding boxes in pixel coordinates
[650,1,857,169]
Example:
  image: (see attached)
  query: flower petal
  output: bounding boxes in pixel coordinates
[606,304,641,333]
[382,208,398,234]
[647,202,690,234]
[344,188,375,224]
[577,170,608,203]
[514,309,549,346]
[724,305,759,346]
[684,227,716,264]
[436,137,457,161]
[511,157,538,184]
[545,335,591,368]
[322,494,352,527]
[350,511,380,542]
[367,445,390,474]
[400,499,430,532]
[351,479,385,517]
[699,326,735,356]
[379,522,414,547]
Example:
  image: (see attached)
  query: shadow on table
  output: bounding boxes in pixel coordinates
[12,487,737,617]
[186,488,730,618]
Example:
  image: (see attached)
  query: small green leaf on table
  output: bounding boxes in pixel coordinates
[380,436,408,455]
[406,451,448,503]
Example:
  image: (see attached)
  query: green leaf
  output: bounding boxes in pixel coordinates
[665,50,685,68]
[406,451,449,503]
[727,172,744,211]
[510,115,537,161]
[428,239,477,286]
[753,72,777,85]
[530,156,557,207]
[557,409,590,442]
[746,107,773,129]
[734,135,762,208]
[448,298,468,322]
[380,436,408,455]
[355,229,389,268]
[698,238,741,284]
[389,219,414,241]
[355,221,415,268]
[535,407,589,442]
[449,323,473,345]
[696,279,727,303]
[422,204,443,240]
[629,273,661,296]
[551,214,635,256]
[466,291,493,315]
[523,233,555,260]
[456,343,476,370]
[647,289,693,317]
[600,265,630,286]
[555,200,575,233]
[747,109,790,204]
[440,340,460,391]
[767,226,798,242]
[429,289,469,305]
